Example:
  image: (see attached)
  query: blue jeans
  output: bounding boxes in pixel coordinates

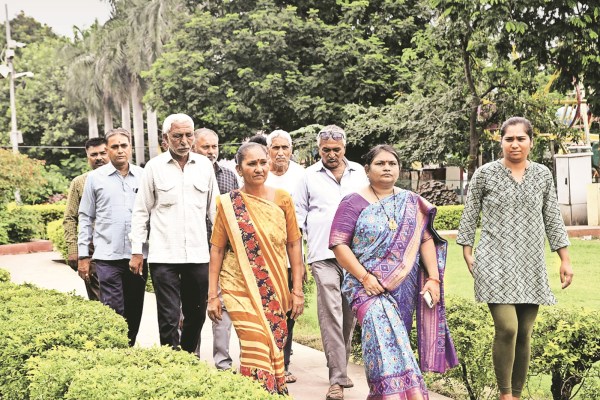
[95,258,147,346]
[150,263,209,352]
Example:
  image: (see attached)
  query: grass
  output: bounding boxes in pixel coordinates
[293,235,600,397]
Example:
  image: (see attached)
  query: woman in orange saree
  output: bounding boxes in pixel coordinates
[207,142,305,395]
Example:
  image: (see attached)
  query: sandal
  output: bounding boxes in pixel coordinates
[285,370,297,383]
[342,377,354,388]
[326,384,344,400]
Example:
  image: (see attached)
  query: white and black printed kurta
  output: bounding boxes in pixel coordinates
[456,160,570,305]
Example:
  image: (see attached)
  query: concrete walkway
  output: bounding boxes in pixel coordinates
[0,251,451,400]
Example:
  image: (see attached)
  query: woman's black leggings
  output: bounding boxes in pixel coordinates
[488,303,539,397]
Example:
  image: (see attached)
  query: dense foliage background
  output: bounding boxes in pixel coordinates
[0,0,598,195]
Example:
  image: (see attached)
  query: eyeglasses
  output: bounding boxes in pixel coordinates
[319,130,345,141]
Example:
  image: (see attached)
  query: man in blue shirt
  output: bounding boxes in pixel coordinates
[78,128,148,346]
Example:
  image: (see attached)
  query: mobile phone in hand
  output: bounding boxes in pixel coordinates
[423,290,434,308]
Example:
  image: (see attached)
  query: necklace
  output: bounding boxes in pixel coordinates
[370,185,397,230]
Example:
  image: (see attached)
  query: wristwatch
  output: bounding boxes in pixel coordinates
[78,256,91,260]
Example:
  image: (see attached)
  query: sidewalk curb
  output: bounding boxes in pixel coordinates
[438,225,600,239]
[0,240,54,255]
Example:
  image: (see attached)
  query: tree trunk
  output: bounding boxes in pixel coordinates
[461,39,481,178]
[467,96,480,178]
[103,95,113,134]
[130,84,145,165]
[121,98,131,133]
[146,106,159,159]
[87,112,99,138]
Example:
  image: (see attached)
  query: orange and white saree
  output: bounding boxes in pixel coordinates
[211,189,301,395]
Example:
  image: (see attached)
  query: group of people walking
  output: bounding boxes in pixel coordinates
[63,115,573,400]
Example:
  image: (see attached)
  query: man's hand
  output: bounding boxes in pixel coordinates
[129,254,144,275]
[67,254,78,272]
[78,258,91,281]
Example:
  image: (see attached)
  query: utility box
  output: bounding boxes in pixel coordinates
[587,183,600,226]
[555,152,593,225]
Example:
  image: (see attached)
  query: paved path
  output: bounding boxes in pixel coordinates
[0,251,451,400]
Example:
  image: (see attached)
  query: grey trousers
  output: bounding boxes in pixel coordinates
[211,304,233,369]
[311,259,356,386]
[194,293,233,371]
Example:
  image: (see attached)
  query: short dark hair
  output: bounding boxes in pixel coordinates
[235,142,267,165]
[85,137,107,150]
[247,134,267,146]
[500,117,533,140]
[363,144,401,167]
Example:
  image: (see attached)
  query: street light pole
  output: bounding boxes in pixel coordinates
[5,4,18,154]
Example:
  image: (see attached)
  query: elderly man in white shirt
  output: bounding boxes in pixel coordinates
[294,125,368,400]
[130,114,218,353]
[264,129,306,383]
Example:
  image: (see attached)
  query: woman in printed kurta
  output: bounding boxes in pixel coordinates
[330,145,458,400]
[207,143,305,395]
[457,117,574,400]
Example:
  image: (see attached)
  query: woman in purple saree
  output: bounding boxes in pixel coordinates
[330,145,458,399]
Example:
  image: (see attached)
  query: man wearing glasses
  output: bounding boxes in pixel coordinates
[130,114,218,353]
[295,125,368,400]
[78,128,148,347]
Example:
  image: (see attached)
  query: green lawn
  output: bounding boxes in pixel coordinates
[444,235,600,309]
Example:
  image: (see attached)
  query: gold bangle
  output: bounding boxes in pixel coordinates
[426,277,441,284]
[292,289,304,298]
[207,295,219,301]
[359,271,370,284]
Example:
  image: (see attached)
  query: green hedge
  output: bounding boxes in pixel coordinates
[0,268,10,282]
[434,205,464,231]
[47,219,68,261]
[27,347,283,400]
[0,281,129,399]
[0,203,66,244]
[418,297,599,400]
[1,279,282,400]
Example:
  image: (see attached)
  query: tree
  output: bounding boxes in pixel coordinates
[513,2,600,113]
[0,149,46,206]
[144,0,425,143]
[62,24,105,138]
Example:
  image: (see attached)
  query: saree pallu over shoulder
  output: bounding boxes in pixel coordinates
[217,190,291,395]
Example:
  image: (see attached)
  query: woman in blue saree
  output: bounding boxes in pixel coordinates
[330,145,458,399]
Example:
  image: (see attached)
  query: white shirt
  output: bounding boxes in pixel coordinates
[130,151,218,264]
[294,158,368,264]
[265,160,305,198]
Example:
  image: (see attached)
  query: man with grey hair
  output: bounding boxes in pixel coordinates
[192,127,238,369]
[78,128,148,346]
[265,128,306,383]
[130,114,218,353]
[294,124,368,400]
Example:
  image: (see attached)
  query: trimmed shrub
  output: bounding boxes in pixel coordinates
[47,219,68,261]
[0,268,10,282]
[7,202,66,226]
[0,281,129,399]
[428,297,496,400]
[531,307,600,400]
[434,205,464,231]
[27,347,283,400]
[1,207,45,243]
